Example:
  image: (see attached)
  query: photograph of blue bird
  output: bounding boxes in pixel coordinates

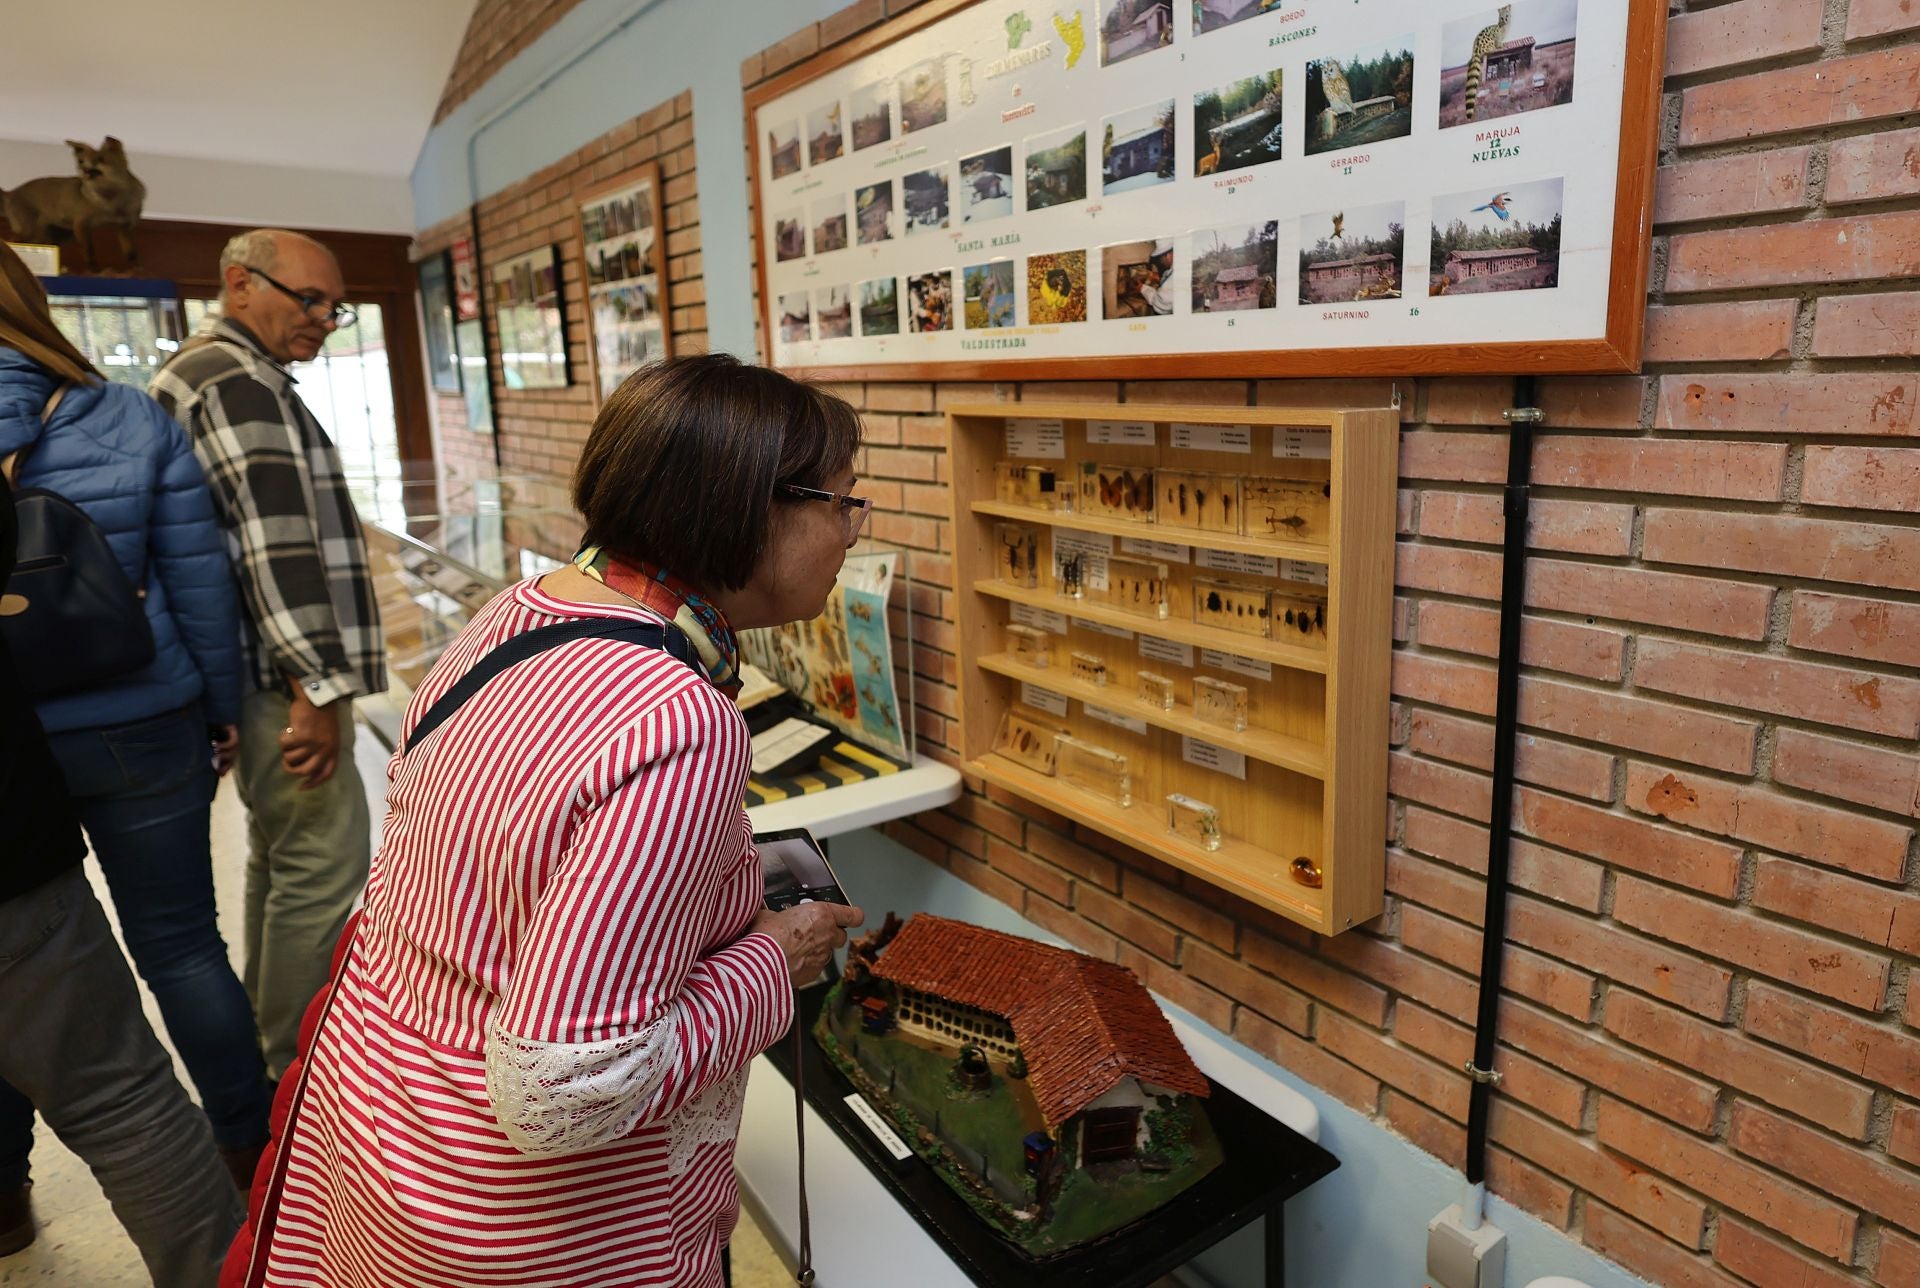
[1471,192,1513,220]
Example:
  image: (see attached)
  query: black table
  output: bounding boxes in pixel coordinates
[762,982,1339,1287]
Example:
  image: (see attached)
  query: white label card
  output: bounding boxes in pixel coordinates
[1086,705,1149,735]
[1076,618,1134,639]
[1182,736,1248,780]
[1276,429,1333,460]
[1010,602,1069,635]
[1171,423,1253,454]
[1020,683,1069,716]
[1282,559,1330,587]
[749,718,836,775]
[1200,649,1274,681]
[1087,420,1155,446]
[1138,635,1195,667]
[1120,537,1191,563]
[1197,548,1281,578]
[843,1094,914,1163]
[1005,418,1065,459]
[1053,529,1115,592]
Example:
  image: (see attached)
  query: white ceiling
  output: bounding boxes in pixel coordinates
[0,0,478,178]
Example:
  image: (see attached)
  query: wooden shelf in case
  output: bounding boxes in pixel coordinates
[973,580,1330,675]
[970,499,1330,565]
[948,401,1394,936]
[977,653,1325,779]
[971,756,1326,926]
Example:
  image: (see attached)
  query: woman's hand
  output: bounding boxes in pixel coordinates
[209,724,239,777]
[749,902,866,985]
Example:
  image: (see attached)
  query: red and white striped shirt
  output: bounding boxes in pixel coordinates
[260,579,792,1287]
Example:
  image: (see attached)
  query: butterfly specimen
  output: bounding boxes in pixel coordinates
[1084,463,1154,520]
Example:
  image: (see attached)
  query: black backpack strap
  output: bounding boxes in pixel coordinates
[400,618,697,756]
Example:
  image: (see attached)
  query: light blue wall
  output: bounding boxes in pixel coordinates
[829,828,1650,1288]
[412,0,853,360]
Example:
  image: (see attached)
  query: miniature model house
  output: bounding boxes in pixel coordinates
[818,913,1220,1256]
[869,915,1209,1165]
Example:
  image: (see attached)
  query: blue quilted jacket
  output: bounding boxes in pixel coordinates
[0,348,243,732]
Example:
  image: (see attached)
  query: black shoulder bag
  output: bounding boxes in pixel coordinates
[0,383,157,699]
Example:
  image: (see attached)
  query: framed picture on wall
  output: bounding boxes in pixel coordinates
[744,0,1666,381]
[489,244,571,389]
[455,318,493,433]
[418,250,462,394]
[576,163,672,405]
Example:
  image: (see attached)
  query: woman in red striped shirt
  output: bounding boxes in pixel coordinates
[234,355,868,1287]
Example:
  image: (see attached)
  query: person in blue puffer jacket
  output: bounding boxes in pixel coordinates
[0,244,271,1219]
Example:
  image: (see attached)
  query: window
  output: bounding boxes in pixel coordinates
[47,293,184,390]
[182,299,405,521]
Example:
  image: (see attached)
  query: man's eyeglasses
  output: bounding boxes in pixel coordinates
[243,265,357,329]
[776,482,873,543]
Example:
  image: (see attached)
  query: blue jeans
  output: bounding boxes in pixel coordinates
[0,703,269,1179]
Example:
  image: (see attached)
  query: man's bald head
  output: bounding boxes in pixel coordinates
[216,228,347,364]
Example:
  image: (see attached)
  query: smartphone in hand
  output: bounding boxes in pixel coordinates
[754,828,852,911]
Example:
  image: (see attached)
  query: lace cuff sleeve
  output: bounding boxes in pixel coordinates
[484,1013,682,1157]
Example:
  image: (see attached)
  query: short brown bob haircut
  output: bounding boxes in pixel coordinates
[574,353,862,592]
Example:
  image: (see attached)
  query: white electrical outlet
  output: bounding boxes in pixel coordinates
[1427,1204,1508,1288]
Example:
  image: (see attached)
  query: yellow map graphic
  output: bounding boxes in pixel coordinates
[1052,10,1085,68]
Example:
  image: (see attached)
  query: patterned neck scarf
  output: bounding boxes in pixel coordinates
[572,545,742,698]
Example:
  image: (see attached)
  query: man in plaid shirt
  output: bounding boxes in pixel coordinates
[151,228,383,1080]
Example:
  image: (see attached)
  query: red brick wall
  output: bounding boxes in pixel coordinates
[432,0,595,126]
[730,5,1920,1285]
[411,93,703,518]
[440,1,1920,1283]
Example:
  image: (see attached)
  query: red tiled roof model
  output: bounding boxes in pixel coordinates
[870,915,1210,1128]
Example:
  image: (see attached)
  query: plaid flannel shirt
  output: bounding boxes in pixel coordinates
[150,316,384,707]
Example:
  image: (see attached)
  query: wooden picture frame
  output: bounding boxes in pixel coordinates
[488,244,571,390]
[576,163,672,406]
[746,0,1667,381]
[417,250,461,394]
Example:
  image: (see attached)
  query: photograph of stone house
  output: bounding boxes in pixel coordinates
[1192,220,1278,312]
[1102,99,1176,195]
[1191,0,1289,35]
[850,79,892,150]
[1298,201,1404,303]
[1429,176,1563,295]
[1025,126,1088,211]
[1100,0,1174,66]
[767,119,801,179]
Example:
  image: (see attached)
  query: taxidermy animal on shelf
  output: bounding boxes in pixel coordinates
[1471,192,1513,220]
[1463,5,1513,121]
[0,137,146,271]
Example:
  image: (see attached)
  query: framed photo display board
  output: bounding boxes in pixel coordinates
[418,251,461,394]
[489,245,571,389]
[577,164,672,405]
[746,0,1665,380]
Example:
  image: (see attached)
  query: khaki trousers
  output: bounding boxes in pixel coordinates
[236,689,370,1079]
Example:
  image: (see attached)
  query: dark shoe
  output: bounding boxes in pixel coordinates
[220,1143,265,1196]
[0,1182,33,1257]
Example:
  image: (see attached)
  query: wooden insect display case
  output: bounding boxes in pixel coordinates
[949,402,1396,935]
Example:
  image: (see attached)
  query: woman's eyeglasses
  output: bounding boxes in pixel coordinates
[243,265,358,329]
[776,482,873,543]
